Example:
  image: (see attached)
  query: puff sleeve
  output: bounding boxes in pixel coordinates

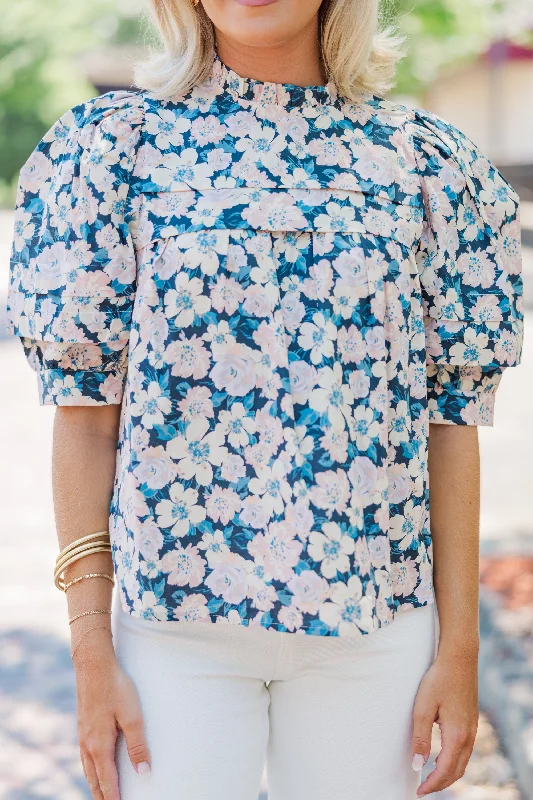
[407,108,524,426]
[5,90,145,405]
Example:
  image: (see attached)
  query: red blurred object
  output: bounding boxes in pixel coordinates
[479,556,533,609]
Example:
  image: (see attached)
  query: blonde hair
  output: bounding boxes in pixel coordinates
[134,0,405,103]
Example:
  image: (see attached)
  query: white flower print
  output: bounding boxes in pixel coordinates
[165,273,211,328]
[308,522,355,579]
[155,483,206,538]
[130,381,172,429]
[167,417,228,486]
[309,361,354,431]
[318,575,375,634]
[297,311,337,364]
[215,402,257,448]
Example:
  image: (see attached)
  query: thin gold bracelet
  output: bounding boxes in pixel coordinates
[71,625,113,661]
[56,531,110,562]
[63,573,115,592]
[55,547,112,591]
[69,609,113,625]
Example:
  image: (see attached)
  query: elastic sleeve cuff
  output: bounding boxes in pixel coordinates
[426,363,503,426]
[428,386,496,425]
[36,368,127,406]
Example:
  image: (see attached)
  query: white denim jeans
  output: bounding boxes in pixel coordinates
[112,592,438,800]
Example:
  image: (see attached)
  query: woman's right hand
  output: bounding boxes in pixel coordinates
[73,628,151,800]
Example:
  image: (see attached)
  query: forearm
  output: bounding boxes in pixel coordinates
[428,422,480,659]
[52,406,120,662]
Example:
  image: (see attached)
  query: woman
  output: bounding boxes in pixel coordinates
[6,0,524,798]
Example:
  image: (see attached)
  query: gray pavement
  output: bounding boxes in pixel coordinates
[1,208,531,798]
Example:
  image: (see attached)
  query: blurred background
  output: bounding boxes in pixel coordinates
[0,0,532,798]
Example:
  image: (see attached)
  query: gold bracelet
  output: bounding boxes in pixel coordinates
[69,608,113,625]
[56,530,110,563]
[54,543,112,582]
[71,625,113,661]
[54,546,113,591]
[63,573,115,592]
[55,539,110,574]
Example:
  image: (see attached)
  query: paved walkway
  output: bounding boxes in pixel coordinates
[1,209,531,798]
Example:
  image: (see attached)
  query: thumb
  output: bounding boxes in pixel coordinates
[119,708,151,776]
[411,693,435,771]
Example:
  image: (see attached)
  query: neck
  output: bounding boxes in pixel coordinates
[215,21,326,87]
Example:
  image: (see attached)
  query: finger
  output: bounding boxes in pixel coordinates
[118,710,152,775]
[89,735,121,800]
[417,726,469,796]
[411,693,436,769]
[81,749,105,800]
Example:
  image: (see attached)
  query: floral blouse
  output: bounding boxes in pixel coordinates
[6,53,524,636]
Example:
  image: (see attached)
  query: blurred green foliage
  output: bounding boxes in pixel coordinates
[0,0,531,207]
[0,0,145,206]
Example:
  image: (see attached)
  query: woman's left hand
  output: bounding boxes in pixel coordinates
[411,649,479,797]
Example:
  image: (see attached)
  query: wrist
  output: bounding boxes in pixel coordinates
[436,634,480,664]
[71,625,115,667]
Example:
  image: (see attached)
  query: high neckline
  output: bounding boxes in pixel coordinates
[210,52,338,109]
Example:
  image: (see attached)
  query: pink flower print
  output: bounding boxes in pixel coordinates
[471,294,503,323]
[177,386,215,423]
[242,191,308,230]
[302,259,333,301]
[247,579,278,613]
[456,249,496,288]
[205,486,242,525]
[161,542,206,587]
[33,241,72,293]
[494,329,520,366]
[248,522,303,583]
[308,134,351,167]
[310,469,351,517]
[253,317,289,369]
[204,552,249,604]
[166,333,211,379]
[220,454,247,482]
[239,495,270,530]
[211,274,245,315]
[277,604,304,632]
[288,360,317,404]
[173,594,211,622]
[368,536,390,569]
[392,558,419,598]
[287,570,330,614]
[210,344,258,396]
[347,456,378,508]
[19,149,52,193]
[133,444,176,491]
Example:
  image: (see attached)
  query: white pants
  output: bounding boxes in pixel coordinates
[112,593,438,800]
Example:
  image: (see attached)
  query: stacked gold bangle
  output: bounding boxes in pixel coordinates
[54,530,113,591]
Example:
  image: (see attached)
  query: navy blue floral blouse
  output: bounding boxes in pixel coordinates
[6,53,524,635]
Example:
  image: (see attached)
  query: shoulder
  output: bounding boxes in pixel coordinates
[37,89,146,159]
[17,90,147,202]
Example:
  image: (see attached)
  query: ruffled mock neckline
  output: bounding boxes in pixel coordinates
[210,52,338,109]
